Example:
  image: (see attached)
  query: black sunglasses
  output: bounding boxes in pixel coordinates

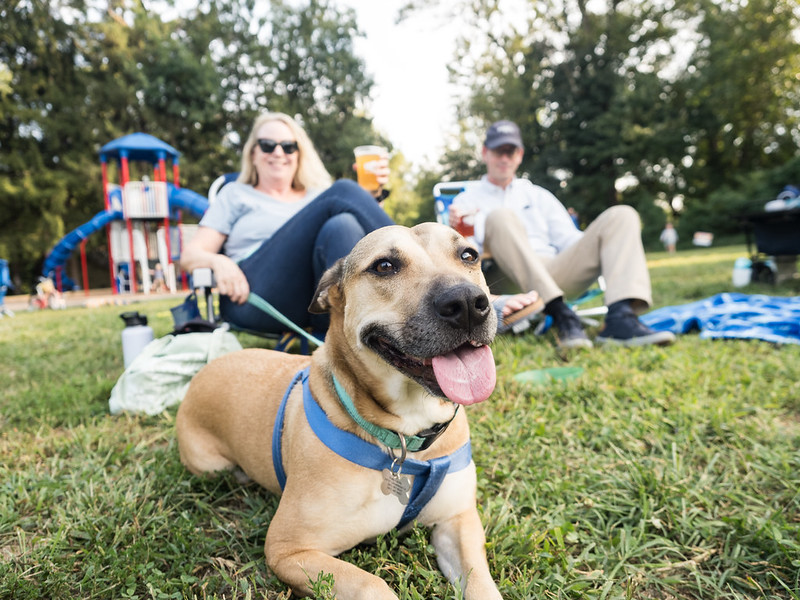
[257,138,299,154]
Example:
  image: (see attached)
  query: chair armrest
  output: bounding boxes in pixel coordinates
[192,267,215,289]
[191,268,217,322]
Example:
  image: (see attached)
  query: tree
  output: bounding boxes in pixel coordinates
[252,0,382,179]
[676,0,800,204]
[382,152,430,226]
[0,0,101,284]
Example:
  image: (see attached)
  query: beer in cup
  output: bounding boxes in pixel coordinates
[449,205,479,238]
[354,145,386,192]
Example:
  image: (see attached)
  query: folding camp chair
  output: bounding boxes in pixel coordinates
[207,172,239,203]
[433,180,478,228]
[432,180,608,328]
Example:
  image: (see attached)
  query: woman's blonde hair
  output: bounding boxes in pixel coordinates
[238,112,332,191]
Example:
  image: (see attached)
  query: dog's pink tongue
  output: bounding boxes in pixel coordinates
[431,344,496,405]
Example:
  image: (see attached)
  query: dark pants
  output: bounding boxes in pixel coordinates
[220,180,394,334]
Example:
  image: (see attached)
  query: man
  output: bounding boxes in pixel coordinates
[451,119,675,349]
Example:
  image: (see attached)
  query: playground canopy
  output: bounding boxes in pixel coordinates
[99,133,181,163]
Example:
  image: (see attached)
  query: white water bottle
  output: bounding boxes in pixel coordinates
[120,312,154,367]
[732,257,752,287]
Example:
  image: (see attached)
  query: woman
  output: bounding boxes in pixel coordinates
[180,112,394,335]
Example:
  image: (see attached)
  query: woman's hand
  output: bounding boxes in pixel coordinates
[211,254,250,304]
[352,150,391,200]
[180,226,250,305]
[373,152,390,190]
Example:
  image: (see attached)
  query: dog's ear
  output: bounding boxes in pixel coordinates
[309,258,345,314]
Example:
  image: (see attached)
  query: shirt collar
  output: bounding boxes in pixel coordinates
[479,174,518,194]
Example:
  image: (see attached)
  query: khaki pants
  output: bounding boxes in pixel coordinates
[483,205,652,312]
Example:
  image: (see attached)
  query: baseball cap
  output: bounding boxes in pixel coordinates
[484,120,523,149]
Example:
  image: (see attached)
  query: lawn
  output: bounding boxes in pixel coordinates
[1,244,799,599]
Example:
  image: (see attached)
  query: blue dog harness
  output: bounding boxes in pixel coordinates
[271,367,473,529]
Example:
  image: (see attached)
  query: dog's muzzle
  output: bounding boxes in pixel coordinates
[363,281,497,405]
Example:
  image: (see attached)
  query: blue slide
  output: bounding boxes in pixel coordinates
[42,184,209,285]
[165,183,209,216]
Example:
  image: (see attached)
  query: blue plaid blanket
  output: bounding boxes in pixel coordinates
[641,293,800,345]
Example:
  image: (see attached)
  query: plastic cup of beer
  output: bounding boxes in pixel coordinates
[449,205,478,237]
[354,145,386,192]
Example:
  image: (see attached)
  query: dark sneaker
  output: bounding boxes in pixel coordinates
[545,297,593,349]
[553,310,593,350]
[596,304,676,347]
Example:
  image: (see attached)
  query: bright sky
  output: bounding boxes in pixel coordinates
[331,1,464,165]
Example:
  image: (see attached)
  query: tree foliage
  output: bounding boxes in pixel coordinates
[678,0,800,199]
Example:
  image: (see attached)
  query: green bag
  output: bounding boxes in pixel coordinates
[109,326,242,415]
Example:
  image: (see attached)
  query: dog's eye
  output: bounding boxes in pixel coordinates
[461,248,479,263]
[370,258,397,275]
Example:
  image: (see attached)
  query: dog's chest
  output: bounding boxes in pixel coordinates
[318,477,410,549]
[365,486,410,532]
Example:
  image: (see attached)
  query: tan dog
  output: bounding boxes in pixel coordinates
[176,223,503,599]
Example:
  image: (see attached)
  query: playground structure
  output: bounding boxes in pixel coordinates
[41,133,209,295]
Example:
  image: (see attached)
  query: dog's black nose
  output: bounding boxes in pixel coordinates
[434,283,491,330]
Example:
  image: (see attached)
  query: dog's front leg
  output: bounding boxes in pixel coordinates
[266,545,399,600]
[431,508,503,599]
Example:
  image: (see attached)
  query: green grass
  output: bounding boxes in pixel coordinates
[2,244,799,599]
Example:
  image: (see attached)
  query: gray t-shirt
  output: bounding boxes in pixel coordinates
[199,182,320,262]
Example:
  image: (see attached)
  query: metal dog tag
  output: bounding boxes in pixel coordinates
[381,468,411,505]
[381,432,411,504]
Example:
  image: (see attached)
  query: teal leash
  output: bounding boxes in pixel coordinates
[246,292,324,348]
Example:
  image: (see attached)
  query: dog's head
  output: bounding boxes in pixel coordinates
[310,222,497,406]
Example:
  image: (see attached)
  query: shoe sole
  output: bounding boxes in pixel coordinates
[596,330,676,347]
[557,337,594,350]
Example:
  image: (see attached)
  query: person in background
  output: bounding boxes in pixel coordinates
[660,222,678,254]
[180,112,394,336]
[31,277,66,310]
[451,119,675,349]
[151,263,166,293]
[116,265,129,294]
